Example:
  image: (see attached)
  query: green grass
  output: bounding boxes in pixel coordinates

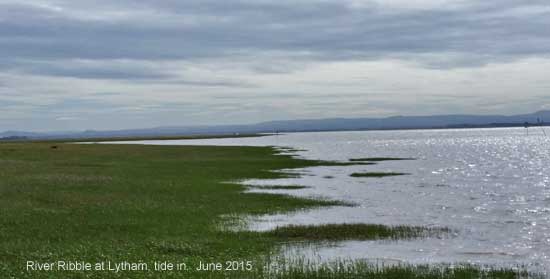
[0,142,534,278]
[0,143,345,278]
[249,185,310,190]
[350,172,409,177]
[349,157,415,162]
[258,224,449,241]
[275,147,308,153]
[260,259,538,279]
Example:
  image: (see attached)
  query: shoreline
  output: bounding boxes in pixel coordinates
[0,141,539,278]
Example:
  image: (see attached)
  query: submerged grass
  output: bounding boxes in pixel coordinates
[261,259,538,279]
[260,223,450,241]
[350,172,409,177]
[250,185,310,190]
[349,157,415,162]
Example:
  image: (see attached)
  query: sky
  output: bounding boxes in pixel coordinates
[1,0,550,132]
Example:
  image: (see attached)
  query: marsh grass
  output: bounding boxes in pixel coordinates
[350,172,409,177]
[259,258,538,279]
[275,147,308,153]
[250,185,310,190]
[0,142,362,278]
[0,142,539,278]
[349,157,415,162]
[260,224,450,241]
[30,173,114,184]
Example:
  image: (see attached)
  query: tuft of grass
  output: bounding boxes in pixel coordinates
[349,157,415,162]
[250,185,310,190]
[261,223,449,241]
[350,172,409,177]
[276,147,308,153]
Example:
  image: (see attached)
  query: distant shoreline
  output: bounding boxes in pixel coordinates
[0,133,265,143]
[3,110,550,141]
[2,123,549,143]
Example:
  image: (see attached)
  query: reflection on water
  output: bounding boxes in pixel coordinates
[107,128,550,273]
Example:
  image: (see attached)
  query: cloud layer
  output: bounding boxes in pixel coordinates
[1,0,549,131]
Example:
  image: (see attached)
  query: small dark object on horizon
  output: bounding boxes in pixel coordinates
[50,145,58,149]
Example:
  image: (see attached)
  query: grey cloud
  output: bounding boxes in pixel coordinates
[90,92,121,97]
[0,58,177,80]
[156,79,257,88]
[37,98,122,112]
[0,98,25,107]
[2,0,550,132]
[27,62,176,80]
[212,92,375,100]
[1,1,549,68]
[0,58,254,87]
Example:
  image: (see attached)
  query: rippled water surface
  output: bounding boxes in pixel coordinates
[108,128,550,272]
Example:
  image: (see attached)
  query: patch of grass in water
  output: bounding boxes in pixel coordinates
[251,185,310,190]
[350,172,409,177]
[335,161,375,166]
[276,147,308,153]
[261,259,537,279]
[262,223,449,241]
[349,157,415,162]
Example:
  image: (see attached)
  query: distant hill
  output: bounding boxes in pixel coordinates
[2,110,550,140]
[253,110,550,132]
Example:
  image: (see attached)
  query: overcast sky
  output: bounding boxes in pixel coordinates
[1,0,550,131]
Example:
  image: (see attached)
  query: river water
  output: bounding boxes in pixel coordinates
[105,128,550,273]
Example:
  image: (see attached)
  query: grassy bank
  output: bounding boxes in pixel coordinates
[0,142,349,278]
[0,142,534,278]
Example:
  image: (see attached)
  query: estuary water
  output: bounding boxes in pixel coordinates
[106,128,550,273]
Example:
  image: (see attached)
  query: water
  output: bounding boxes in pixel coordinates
[105,128,550,272]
